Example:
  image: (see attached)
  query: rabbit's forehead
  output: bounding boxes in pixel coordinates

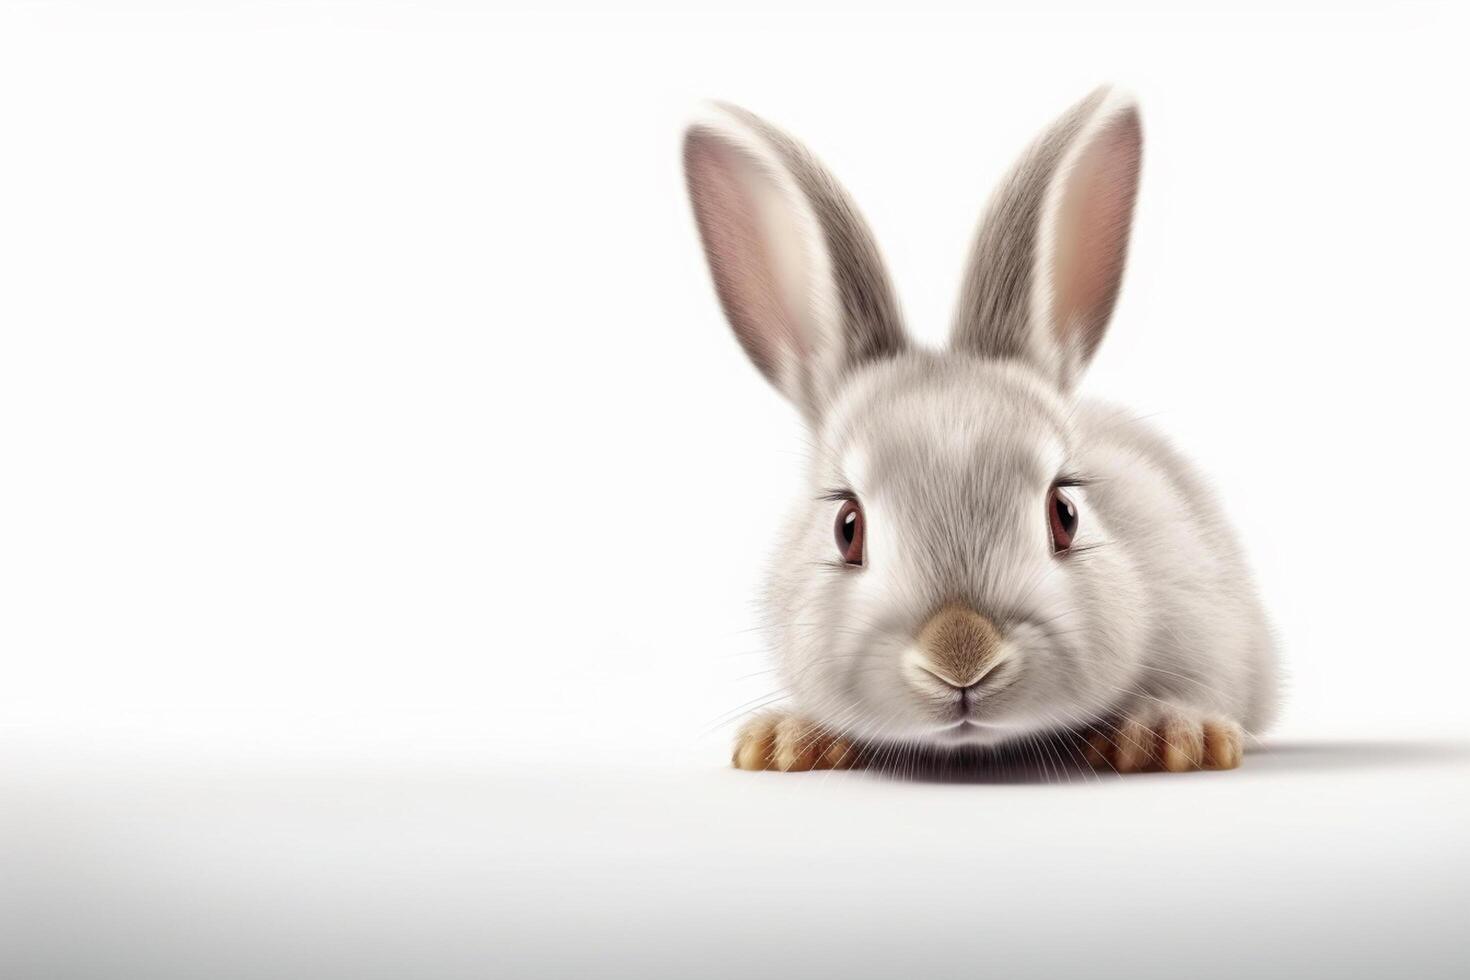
[824,357,1071,495]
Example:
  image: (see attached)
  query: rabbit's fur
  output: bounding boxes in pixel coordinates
[684,89,1277,773]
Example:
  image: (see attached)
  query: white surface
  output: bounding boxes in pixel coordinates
[5,744,1469,978]
[2,2,1468,977]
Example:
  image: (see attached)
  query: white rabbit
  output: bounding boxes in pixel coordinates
[683,89,1278,774]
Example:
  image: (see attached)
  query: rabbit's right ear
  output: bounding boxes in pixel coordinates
[683,105,907,416]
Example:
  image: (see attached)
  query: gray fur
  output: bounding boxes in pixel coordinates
[684,105,906,418]
[717,104,907,379]
[950,88,1106,366]
[684,91,1279,756]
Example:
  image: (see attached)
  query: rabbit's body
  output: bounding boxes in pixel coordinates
[1067,399,1277,735]
[684,90,1278,774]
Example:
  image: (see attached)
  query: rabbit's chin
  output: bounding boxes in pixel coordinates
[833,671,1056,749]
[921,718,1041,748]
[843,705,1041,750]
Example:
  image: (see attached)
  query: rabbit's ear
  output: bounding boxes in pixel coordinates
[950,88,1142,390]
[684,104,907,415]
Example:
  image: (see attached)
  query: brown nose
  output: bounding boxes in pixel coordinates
[914,603,1005,688]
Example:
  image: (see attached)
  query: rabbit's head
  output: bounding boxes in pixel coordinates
[685,90,1148,747]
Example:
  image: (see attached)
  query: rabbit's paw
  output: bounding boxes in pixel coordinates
[732,712,860,772]
[1082,712,1243,773]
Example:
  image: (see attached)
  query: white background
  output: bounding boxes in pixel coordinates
[2,2,1467,977]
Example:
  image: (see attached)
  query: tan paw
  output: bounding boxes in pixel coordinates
[732,712,860,771]
[1084,713,1243,773]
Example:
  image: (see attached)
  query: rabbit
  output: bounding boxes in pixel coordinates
[682,87,1278,775]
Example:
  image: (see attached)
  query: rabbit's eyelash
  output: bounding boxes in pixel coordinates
[818,487,857,502]
[815,558,859,574]
[1054,473,1091,489]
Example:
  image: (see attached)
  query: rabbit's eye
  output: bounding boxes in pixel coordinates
[835,499,865,566]
[1048,486,1078,554]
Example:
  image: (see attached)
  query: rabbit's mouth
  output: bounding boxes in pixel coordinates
[915,676,1028,740]
[904,659,1020,728]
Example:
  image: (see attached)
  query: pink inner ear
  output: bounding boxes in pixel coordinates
[1050,109,1142,361]
[684,132,803,383]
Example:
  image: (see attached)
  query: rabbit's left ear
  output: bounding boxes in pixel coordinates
[950,88,1142,390]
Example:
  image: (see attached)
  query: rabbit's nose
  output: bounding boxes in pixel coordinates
[907,603,1006,690]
